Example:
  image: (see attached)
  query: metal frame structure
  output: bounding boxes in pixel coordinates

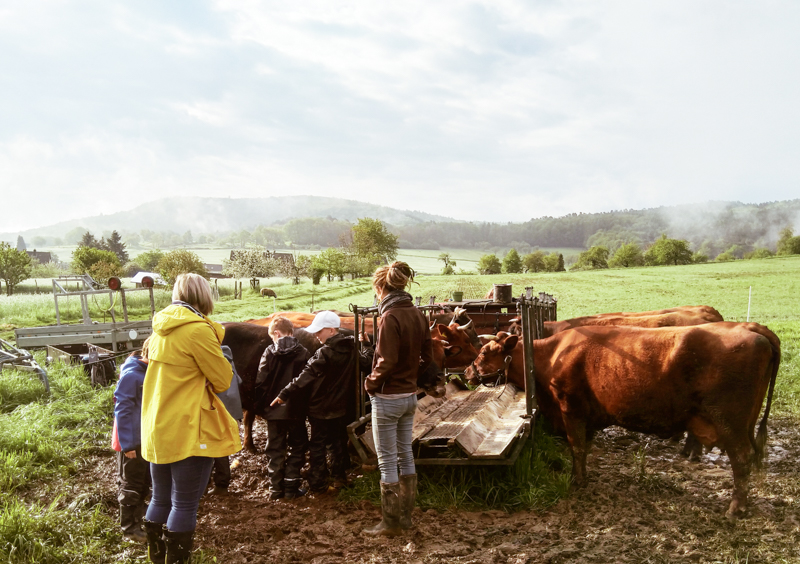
[346,287,557,467]
[0,338,49,394]
[14,276,155,352]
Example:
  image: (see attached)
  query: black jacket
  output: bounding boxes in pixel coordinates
[278,333,371,420]
[255,336,310,420]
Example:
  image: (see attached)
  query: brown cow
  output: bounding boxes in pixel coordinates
[465,324,779,516]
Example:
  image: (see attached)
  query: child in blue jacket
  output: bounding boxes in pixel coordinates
[113,337,152,543]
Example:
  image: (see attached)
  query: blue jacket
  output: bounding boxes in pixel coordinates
[114,355,147,453]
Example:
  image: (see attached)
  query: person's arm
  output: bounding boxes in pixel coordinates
[365,315,401,394]
[271,347,328,405]
[114,369,141,454]
[255,347,273,386]
[194,324,234,393]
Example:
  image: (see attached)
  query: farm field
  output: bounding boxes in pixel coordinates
[0,256,799,563]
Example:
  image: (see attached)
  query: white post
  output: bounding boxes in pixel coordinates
[747,286,752,322]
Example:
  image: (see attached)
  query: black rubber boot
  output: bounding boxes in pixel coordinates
[362,481,402,537]
[120,504,147,542]
[399,473,417,530]
[143,520,166,564]
[165,529,195,563]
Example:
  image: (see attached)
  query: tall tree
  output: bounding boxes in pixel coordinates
[222,248,279,279]
[438,252,457,275]
[608,243,644,268]
[522,250,546,273]
[570,246,610,270]
[79,231,99,249]
[15,236,26,251]
[104,230,129,263]
[0,242,32,295]
[349,218,399,266]
[502,248,523,273]
[777,227,800,255]
[644,235,693,266]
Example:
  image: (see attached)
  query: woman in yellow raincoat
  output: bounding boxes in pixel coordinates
[141,273,241,563]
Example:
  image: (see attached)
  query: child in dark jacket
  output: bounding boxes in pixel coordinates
[271,311,372,493]
[257,316,311,499]
[113,337,152,543]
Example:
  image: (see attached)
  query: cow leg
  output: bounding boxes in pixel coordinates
[681,433,703,461]
[242,409,258,453]
[562,417,589,487]
[724,437,754,518]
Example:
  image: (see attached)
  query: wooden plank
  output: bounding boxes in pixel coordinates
[413,390,473,443]
[454,385,528,459]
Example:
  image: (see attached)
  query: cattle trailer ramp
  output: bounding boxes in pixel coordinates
[347,288,556,466]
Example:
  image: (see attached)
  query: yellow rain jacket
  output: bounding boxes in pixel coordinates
[141,304,242,464]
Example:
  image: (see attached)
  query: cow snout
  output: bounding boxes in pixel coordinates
[464,364,479,385]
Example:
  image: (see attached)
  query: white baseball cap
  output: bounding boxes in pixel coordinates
[306,310,341,334]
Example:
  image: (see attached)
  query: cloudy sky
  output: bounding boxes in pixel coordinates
[1,1,798,232]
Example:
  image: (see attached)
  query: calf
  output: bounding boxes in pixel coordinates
[465,324,779,517]
[260,288,277,298]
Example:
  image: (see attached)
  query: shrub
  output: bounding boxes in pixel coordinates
[502,249,523,273]
[477,254,502,275]
[608,243,644,268]
[570,246,609,270]
[744,248,773,260]
[157,249,208,285]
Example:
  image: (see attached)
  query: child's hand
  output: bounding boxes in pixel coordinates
[270,397,285,406]
[124,450,137,459]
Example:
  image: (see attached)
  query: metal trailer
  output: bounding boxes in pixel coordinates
[346,287,557,466]
[0,338,49,394]
[14,275,155,352]
[46,343,117,387]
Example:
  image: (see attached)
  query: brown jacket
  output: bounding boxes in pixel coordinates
[365,299,433,395]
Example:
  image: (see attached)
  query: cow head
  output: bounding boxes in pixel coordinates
[433,323,480,369]
[464,332,519,386]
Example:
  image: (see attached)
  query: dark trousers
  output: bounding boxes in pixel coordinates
[308,416,348,491]
[146,456,214,533]
[212,456,231,488]
[118,447,151,506]
[265,419,308,492]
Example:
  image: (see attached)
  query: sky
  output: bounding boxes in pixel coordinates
[1,1,799,232]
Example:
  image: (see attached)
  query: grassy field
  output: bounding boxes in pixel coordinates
[1,256,798,562]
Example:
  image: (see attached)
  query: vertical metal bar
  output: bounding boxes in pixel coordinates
[120,289,129,323]
[149,288,155,318]
[354,306,363,419]
[521,297,536,418]
[81,293,91,325]
[108,291,116,323]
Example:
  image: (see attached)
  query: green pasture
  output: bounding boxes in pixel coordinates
[0,256,798,562]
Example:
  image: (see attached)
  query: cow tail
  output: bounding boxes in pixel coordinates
[753,326,781,468]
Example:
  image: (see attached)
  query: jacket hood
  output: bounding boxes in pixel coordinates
[272,335,304,356]
[325,332,354,352]
[152,304,225,342]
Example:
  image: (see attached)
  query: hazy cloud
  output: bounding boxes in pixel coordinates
[1,0,798,232]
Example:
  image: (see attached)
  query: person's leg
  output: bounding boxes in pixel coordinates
[396,395,418,478]
[265,420,288,498]
[370,395,402,484]
[307,417,329,492]
[285,419,308,497]
[165,457,214,533]
[145,461,173,525]
[328,416,349,486]
[211,456,230,492]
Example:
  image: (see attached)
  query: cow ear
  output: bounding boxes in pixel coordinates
[444,346,462,358]
[437,324,454,339]
[502,335,519,353]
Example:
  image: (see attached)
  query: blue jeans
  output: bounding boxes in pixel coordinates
[370,394,417,483]
[145,456,214,532]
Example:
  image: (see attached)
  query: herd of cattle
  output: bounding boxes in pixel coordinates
[220,300,780,518]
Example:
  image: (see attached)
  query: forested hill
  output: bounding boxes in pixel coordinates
[395,199,800,255]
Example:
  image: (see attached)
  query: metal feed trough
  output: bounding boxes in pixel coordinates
[0,338,49,394]
[346,287,557,466]
[14,275,155,353]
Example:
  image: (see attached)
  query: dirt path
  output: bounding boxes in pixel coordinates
[82,417,799,564]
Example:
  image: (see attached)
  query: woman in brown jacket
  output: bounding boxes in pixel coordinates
[363,262,433,537]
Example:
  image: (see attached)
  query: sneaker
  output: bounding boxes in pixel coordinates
[268,489,285,501]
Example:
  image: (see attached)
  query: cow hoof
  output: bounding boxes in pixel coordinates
[244,445,259,454]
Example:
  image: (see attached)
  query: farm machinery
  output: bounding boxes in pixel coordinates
[0,337,49,393]
[347,286,557,466]
[12,275,156,387]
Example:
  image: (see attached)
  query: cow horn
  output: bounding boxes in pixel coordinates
[479,334,497,341]
[457,320,473,331]
[429,320,437,331]
[454,306,466,317]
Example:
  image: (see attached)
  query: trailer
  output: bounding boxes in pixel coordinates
[14,275,155,353]
[0,338,49,394]
[347,287,556,466]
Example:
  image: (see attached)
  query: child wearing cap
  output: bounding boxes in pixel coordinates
[271,310,371,493]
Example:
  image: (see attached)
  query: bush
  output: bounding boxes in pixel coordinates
[157,249,208,285]
[608,243,644,268]
[71,247,121,277]
[570,246,609,270]
[744,248,773,260]
[477,254,502,275]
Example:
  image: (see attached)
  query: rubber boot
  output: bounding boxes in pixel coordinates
[362,481,402,537]
[120,504,147,542]
[399,473,417,530]
[143,520,166,564]
[165,529,195,564]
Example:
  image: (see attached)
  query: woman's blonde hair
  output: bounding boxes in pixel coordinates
[172,273,214,316]
[372,261,416,294]
[139,336,152,360]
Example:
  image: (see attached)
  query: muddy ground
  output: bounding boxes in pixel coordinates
[90,417,800,564]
